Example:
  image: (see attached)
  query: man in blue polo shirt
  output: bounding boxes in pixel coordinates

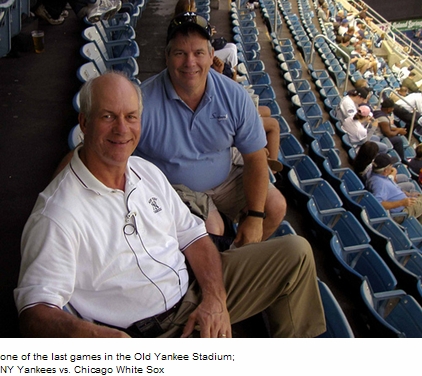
[135,13,286,247]
[366,153,422,223]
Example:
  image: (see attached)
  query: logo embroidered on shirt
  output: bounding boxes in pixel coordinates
[148,197,162,213]
[211,113,228,121]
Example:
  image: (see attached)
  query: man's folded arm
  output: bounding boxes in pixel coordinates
[19,304,130,338]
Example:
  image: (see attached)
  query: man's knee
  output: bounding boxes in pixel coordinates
[264,235,316,273]
[265,189,287,223]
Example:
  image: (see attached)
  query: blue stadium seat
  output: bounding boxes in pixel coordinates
[307,198,371,247]
[82,26,140,59]
[360,278,422,337]
[330,235,397,294]
[0,0,13,57]
[79,42,139,79]
[316,279,355,338]
[288,170,343,211]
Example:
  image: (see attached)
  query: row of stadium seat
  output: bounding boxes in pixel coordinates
[0,0,31,57]
[279,0,422,336]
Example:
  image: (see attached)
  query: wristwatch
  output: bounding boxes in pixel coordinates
[245,210,266,219]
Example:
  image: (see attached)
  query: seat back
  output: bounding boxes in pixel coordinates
[316,279,355,338]
[330,235,397,293]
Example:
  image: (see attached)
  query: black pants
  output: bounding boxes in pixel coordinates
[394,104,422,132]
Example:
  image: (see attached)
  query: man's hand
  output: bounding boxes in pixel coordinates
[212,57,225,74]
[181,298,231,338]
[234,216,264,247]
[183,236,231,338]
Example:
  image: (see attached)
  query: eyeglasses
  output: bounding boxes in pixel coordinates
[167,12,212,42]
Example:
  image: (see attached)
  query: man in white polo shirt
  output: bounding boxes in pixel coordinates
[14,72,325,338]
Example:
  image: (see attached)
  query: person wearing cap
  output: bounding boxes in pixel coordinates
[367,153,422,223]
[335,87,371,122]
[355,141,415,190]
[341,105,388,153]
[372,98,407,160]
[402,71,422,94]
[14,72,326,338]
[135,12,286,248]
[338,18,349,37]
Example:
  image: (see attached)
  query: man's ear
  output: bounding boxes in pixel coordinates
[79,113,87,135]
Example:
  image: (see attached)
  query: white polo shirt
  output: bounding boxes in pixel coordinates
[14,148,207,328]
[396,93,422,113]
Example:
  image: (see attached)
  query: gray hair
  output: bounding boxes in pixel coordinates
[79,70,143,122]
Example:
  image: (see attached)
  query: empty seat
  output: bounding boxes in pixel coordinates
[330,235,397,294]
[360,278,422,337]
[288,170,342,211]
[308,197,371,248]
[316,279,355,338]
[79,42,139,81]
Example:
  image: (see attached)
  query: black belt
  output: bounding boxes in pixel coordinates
[125,299,183,338]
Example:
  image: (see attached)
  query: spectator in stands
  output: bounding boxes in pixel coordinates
[14,71,325,338]
[394,91,422,130]
[175,0,238,70]
[135,12,286,246]
[336,87,372,122]
[358,48,381,78]
[356,23,369,41]
[317,2,331,24]
[351,45,375,76]
[335,35,368,74]
[355,141,415,189]
[402,71,422,93]
[341,105,388,153]
[353,141,380,183]
[372,98,407,160]
[389,86,408,103]
[344,26,356,40]
[335,9,356,25]
[398,64,414,83]
[34,0,121,25]
[367,153,422,223]
[409,144,422,175]
[354,78,370,88]
[338,19,350,37]
[356,6,373,25]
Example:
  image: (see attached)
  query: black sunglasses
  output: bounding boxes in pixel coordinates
[167,12,212,42]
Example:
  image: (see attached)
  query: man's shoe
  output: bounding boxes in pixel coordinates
[35,4,65,25]
[86,0,122,23]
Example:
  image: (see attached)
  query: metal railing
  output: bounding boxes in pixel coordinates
[309,34,350,94]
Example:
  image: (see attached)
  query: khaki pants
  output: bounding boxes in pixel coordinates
[158,235,326,338]
[403,195,422,224]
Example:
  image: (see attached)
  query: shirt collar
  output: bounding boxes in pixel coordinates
[69,145,141,195]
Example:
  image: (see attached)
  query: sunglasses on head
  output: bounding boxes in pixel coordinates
[167,12,212,41]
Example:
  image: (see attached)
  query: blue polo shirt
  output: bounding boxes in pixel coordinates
[366,172,406,212]
[135,69,266,192]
